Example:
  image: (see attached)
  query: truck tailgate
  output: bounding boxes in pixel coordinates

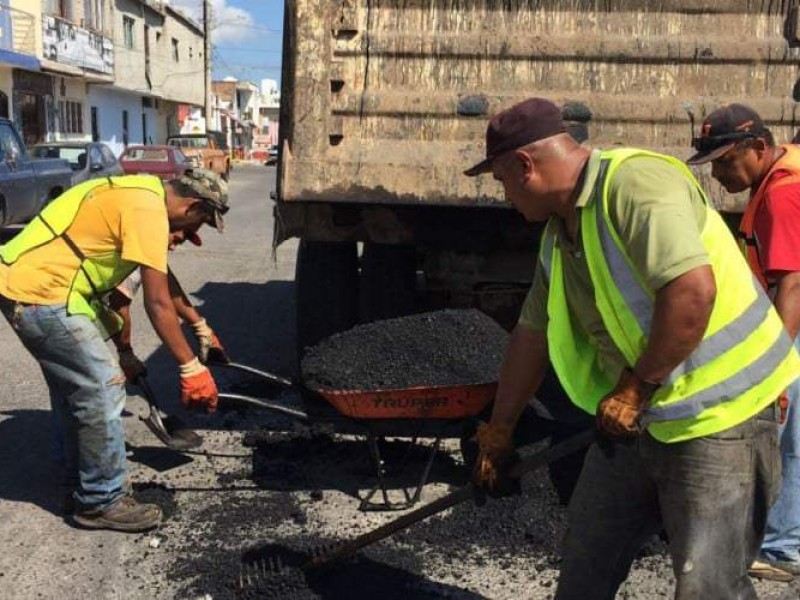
[279,0,800,210]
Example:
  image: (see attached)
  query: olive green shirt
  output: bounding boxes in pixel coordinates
[518,150,710,379]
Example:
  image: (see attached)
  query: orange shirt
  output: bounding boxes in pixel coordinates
[0,187,168,305]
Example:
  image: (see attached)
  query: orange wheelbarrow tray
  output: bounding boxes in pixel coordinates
[211,361,498,511]
[214,361,497,422]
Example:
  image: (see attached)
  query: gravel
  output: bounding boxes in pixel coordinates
[301,309,509,390]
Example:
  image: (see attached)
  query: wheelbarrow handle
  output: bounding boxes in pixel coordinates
[217,392,310,423]
[208,360,295,388]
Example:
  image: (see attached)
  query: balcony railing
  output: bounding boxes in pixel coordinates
[43,14,114,75]
[0,3,36,56]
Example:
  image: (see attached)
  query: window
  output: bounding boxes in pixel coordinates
[123,16,135,49]
[172,38,179,62]
[59,100,84,134]
[85,0,104,32]
[122,110,129,146]
[101,145,116,166]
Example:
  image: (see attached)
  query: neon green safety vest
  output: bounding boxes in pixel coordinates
[0,175,166,337]
[539,149,800,443]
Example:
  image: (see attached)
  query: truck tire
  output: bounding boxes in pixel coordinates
[295,240,359,362]
[359,243,417,323]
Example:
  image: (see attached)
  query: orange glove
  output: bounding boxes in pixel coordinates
[118,348,146,383]
[192,318,230,364]
[179,358,218,412]
[474,421,515,490]
[779,391,790,424]
[596,368,659,438]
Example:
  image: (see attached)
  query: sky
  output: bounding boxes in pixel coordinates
[167,1,284,89]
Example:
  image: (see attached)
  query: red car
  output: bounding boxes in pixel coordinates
[118,145,191,180]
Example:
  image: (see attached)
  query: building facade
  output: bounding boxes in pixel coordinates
[0,0,205,155]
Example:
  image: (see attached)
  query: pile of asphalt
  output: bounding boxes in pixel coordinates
[301,309,509,390]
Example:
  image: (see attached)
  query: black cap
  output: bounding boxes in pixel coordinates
[686,103,768,165]
[464,98,566,176]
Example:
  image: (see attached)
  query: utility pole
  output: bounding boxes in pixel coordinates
[203,0,213,131]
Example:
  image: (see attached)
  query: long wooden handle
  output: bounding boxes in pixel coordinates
[304,428,595,570]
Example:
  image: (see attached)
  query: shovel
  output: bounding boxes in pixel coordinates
[136,374,203,451]
[238,427,596,593]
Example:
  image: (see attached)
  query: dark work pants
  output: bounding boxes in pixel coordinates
[555,417,781,600]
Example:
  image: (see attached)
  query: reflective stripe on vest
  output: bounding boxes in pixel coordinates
[0,175,165,337]
[540,148,800,442]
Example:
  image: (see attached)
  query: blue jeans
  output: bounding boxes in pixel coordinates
[0,301,128,511]
[762,336,800,563]
[556,418,780,600]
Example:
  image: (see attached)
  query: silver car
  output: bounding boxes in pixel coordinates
[31,142,123,186]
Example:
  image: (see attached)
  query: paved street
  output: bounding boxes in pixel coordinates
[0,163,296,598]
[1,165,799,600]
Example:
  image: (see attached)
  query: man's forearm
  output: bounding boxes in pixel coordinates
[112,304,133,351]
[634,265,716,384]
[167,269,203,324]
[145,298,195,364]
[490,325,548,428]
[773,272,800,341]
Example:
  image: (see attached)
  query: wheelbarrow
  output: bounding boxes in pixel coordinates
[211,361,497,511]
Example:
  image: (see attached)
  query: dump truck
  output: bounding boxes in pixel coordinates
[275,0,800,358]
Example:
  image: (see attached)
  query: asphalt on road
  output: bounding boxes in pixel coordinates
[0,163,798,599]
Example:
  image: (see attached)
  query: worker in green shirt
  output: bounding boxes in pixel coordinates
[464,97,800,599]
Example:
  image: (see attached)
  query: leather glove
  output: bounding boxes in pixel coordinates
[473,421,521,502]
[118,348,146,383]
[596,368,659,438]
[179,357,218,413]
[779,391,790,425]
[192,318,230,364]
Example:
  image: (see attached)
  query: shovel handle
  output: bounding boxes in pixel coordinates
[303,428,595,570]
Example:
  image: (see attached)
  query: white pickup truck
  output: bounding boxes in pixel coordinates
[0,118,73,226]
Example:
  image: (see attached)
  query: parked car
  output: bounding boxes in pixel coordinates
[0,118,73,226]
[166,133,230,180]
[31,141,123,185]
[119,145,191,180]
[265,144,279,166]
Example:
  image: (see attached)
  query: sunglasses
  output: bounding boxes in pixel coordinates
[691,131,758,152]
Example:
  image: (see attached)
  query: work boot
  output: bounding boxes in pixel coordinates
[73,495,162,533]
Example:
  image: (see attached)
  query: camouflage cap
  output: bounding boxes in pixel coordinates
[176,168,229,231]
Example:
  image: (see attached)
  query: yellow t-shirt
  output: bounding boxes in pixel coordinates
[0,186,169,304]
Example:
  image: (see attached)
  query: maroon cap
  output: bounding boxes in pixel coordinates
[686,103,767,165]
[464,98,566,176]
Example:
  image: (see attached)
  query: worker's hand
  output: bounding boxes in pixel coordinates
[118,348,146,383]
[192,318,230,364]
[779,391,790,424]
[472,421,521,502]
[179,357,218,413]
[596,368,658,438]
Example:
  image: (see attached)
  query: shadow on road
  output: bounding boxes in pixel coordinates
[0,409,63,516]
[139,279,297,418]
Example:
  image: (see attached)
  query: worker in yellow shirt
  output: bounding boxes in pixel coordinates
[0,169,227,533]
[110,264,229,448]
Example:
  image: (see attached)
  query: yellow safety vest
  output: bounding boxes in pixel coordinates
[539,148,800,443]
[0,175,166,337]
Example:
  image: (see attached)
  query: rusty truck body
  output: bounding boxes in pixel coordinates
[275,0,800,356]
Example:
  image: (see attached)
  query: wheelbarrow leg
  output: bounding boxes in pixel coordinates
[407,436,441,506]
[359,432,444,512]
[361,431,392,510]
